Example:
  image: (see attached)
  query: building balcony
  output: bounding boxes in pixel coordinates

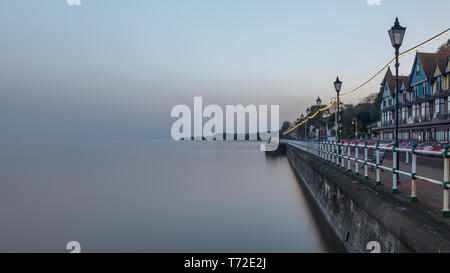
[381,120,394,126]
[370,121,381,129]
[374,112,450,131]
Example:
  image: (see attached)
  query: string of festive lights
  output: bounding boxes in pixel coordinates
[282,27,450,136]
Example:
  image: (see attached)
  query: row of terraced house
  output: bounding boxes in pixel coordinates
[373,48,450,142]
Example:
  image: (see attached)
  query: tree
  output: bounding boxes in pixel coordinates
[281,121,291,131]
[360,93,378,104]
[437,38,450,53]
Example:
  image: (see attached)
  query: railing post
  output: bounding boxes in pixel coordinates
[364,141,369,179]
[334,141,337,165]
[319,141,325,159]
[333,141,335,164]
[335,141,338,165]
[375,142,381,185]
[320,141,322,159]
[355,140,359,175]
[328,141,331,162]
[341,141,345,169]
[328,141,331,161]
[322,141,324,160]
[318,142,321,158]
[392,141,399,193]
[441,145,450,217]
[327,141,330,161]
[405,150,409,164]
[323,141,326,160]
[331,141,334,164]
[347,141,351,172]
[410,144,418,202]
[317,141,319,157]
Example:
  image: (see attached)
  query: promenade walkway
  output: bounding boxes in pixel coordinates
[351,151,446,216]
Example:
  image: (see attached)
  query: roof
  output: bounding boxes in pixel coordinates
[398,75,410,91]
[380,67,393,93]
[446,57,450,73]
[416,48,450,79]
[380,67,409,96]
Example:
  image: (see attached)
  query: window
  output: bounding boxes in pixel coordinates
[416,64,420,77]
[440,98,445,114]
[423,82,428,95]
[414,85,419,98]
[448,96,450,114]
[437,76,443,92]
[435,99,440,114]
[437,129,448,142]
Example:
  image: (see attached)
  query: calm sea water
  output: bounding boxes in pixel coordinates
[0,140,344,252]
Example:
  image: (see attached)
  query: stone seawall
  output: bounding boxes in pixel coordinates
[286,144,450,253]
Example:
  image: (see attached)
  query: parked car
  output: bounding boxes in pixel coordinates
[366,141,376,147]
[417,142,435,151]
[380,141,395,148]
[399,141,417,149]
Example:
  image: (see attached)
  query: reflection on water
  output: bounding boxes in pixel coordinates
[0,140,344,252]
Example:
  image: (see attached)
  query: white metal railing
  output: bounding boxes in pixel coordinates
[282,139,450,218]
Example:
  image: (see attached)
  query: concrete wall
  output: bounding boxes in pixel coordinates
[286,145,450,253]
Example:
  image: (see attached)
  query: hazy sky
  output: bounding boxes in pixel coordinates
[0,0,449,140]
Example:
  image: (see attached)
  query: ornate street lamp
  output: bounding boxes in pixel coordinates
[316,96,322,106]
[334,77,342,143]
[388,18,406,50]
[388,17,406,193]
[334,77,342,165]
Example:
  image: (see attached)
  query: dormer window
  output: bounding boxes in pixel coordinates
[437,76,443,92]
[416,64,420,77]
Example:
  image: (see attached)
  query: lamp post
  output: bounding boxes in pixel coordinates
[334,77,342,143]
[306,108,310,140]
[388,17,406,193]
